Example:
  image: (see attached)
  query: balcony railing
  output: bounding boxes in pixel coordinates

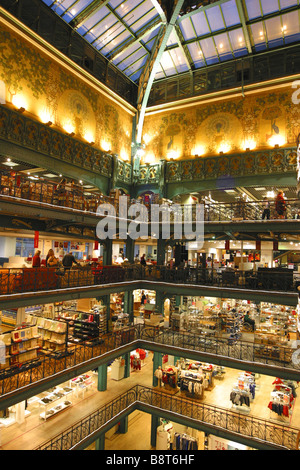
[0,264,298,297]
[35,384,300,451]
[1,168,300,222]
[0,324,299,404]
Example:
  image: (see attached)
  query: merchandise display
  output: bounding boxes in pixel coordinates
[268,377,296,419]
[169,296,300,350]
[110,358,125,381]
[39,386,73,420]
[130,349,147,371]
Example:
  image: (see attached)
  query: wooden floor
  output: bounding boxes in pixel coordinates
[0,352,299,451]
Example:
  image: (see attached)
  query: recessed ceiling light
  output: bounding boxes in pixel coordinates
[3,161,18,167]
[43,173,58,178]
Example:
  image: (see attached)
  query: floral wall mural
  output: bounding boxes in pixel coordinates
[143,88,300,163]
[0,24,133,160]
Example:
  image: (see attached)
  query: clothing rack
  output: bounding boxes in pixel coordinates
[268,384,295,418]
[173,432,198,451]
[230,388,251,408]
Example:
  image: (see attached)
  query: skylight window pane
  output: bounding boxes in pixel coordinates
[205,6,225,32]
[191,11,210,36]
[124,55,148,76]
[155,63,165,79]
[160,51,177,76]
[169,48,189,73]
[245,0,262,20]
[265,16,284,47]
[280,0,298,9]
[281,10,300,43]
[215,32,233,61]
[117,48,146,71]
[180,17,197,41]
[221,0,241,27]
[187,43,206,68]
[167,31,179,47]
[261,0,280,15]
[250,21,267,51]
[114,0,137,16]
[200,37,219,65]
[79,6,111,35]
[228,28,248,56]
[130,9,158,33]
[62,0,91,23]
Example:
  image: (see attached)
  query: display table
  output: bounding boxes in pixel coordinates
[39,387,73,420]
[69,374,94,397]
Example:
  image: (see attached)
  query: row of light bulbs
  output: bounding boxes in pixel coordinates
[10,94,131,160]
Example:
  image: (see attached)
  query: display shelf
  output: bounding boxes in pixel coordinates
[69,374,94,397]
[39,387,73,420]
[26,315,69,356]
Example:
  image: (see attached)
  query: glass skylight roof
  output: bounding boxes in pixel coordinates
[41,0,300,84]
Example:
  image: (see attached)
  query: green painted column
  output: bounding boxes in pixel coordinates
[124,290,134,323]
[123,352,130,378]
[95,433,105,450]
[152,351,163,387]
[126,237,135,264]
[175,295,181,307]
[119,416,128,434]
[155,290,165,316]
[156,237,165,266]
[97,363,108,391]
[103,239,113,265]
[151,414,160,448]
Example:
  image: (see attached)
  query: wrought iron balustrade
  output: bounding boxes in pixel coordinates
[0,264,298,297]
[140,327,300,372]
[35,384,300,450]
[0,323,299,406]
[1,167,300,222]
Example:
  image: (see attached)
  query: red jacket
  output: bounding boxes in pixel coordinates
[32,255,41,268]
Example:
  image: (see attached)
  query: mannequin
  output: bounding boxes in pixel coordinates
[155,366,163,388]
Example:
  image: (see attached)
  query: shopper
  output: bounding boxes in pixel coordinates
[47,251,59,267]
[140,254,146,266]
[275,190,286,219]
[62,252,80,270]
[32,250,41,268]
[261,197,271,220]
[141,290,146,305]
[46,249,54,266]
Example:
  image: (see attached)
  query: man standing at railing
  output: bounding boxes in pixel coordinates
[62,251,80,270]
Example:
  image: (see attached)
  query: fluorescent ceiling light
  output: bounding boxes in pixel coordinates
[2,161,19,167]
[43,173,58,178]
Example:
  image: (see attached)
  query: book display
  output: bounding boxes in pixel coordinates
[0,325,40,371]
[25,315,69,357]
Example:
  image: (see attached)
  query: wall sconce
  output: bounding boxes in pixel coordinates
[274,144,280,149]
[89,141,95,146]
[219,151,224,155]
[68,132,75,137]
[46,121,53,127]
[18,107,25,113]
